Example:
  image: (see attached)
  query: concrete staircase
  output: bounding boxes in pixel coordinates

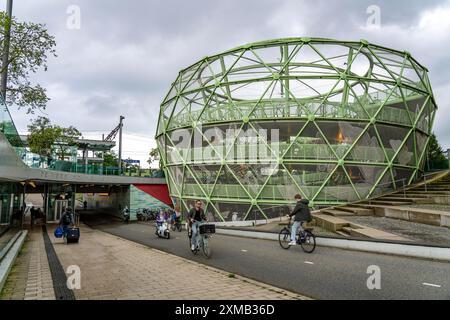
[312,213,408,241]
[313,170,450,240]
[321,206,374,217]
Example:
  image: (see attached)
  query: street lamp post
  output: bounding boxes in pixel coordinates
[118,115,125,174]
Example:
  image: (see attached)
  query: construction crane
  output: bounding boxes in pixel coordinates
[104,121,121,142]
[104,116,125,173]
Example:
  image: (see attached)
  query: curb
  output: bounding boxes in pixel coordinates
[216,229,450,262]
[0,230,28,293]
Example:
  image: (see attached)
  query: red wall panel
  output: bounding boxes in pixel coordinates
[133,184,172,207]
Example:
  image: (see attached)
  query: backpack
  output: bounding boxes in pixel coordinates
[63,213,71,225]
[305,207,313,222]
[306,211,313,222]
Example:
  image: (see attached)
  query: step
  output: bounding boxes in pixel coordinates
[312,214,349,232]
[344,227,408,241]
[365,200,413,206]
[409,191,450,195]
[335,231,349,237]
[336,206,374,216]
[342,226,356,234]
[321,209,355,217]
[412,188,450,192]
[397,193,434,198]
[351,203,377,209]
[379,196,420,202]
[378,196,434,204]
[403,193,450,198]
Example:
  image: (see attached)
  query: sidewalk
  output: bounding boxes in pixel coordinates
[2,224,309,300]
[48,224,308,300]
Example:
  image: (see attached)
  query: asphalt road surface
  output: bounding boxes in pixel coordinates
[81,214,450,300]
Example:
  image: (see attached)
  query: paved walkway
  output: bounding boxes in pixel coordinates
[0,228,55,300]
[48,224,307,300]
[2,224,308,300]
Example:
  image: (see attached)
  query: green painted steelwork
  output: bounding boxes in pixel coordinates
[156,38,437,222]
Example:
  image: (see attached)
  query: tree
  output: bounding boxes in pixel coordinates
[426,133,449,171]
[54,125,81,160]
[27,116,81,161]
[27,116,57,158]
[100,151,119,167]
[148,147,161,169]
[0,12,57,113]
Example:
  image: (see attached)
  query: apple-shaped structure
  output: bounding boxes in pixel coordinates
[156,38,437,221]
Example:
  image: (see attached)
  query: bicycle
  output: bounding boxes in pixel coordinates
[188,221,214,258]
[278,218,316,253]
[171,217,183,232]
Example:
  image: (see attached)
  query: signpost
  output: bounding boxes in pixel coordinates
[123,159,140,165]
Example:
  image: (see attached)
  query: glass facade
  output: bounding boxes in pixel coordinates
[156,38,437,221]
[0,182,21,225]
[0,95,25,150]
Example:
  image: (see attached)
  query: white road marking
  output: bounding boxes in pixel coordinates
[304,261,314,265]
[422,283,441,288]
[241,249,248,252]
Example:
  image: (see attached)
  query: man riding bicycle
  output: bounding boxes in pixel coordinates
[189,200,206,251]
[286,194,312,246]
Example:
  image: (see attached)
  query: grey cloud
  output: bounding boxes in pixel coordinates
[7,0,450,150]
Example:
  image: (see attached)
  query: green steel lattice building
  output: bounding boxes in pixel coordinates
[156,38,437,222]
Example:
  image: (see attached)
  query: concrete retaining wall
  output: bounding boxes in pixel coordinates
[0,230,28,293]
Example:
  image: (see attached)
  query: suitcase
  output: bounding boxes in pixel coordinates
[66,227,80,243]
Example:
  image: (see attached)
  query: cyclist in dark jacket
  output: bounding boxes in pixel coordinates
[287,194,312,246]
[189,200,206,251]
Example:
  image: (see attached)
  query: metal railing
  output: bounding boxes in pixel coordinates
[12,148,166,178]
[165,95,426,131]
[419,172,450,207]
[366,170,450,203]
[420,171,443,193]
[367,178,407,205]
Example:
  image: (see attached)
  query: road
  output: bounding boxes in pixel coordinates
[81,214,450,300]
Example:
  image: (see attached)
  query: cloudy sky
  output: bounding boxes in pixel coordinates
[7,0,450,167]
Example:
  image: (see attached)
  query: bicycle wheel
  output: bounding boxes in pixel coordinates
[278,228,291,250]
[300,231,316,253]
[202,236,212,258]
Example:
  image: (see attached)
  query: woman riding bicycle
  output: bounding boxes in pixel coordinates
[287,194,312,246]
[189,200,207,251]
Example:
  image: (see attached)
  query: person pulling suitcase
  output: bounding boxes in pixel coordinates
[59,207,72,237]
[59,207,80,244]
